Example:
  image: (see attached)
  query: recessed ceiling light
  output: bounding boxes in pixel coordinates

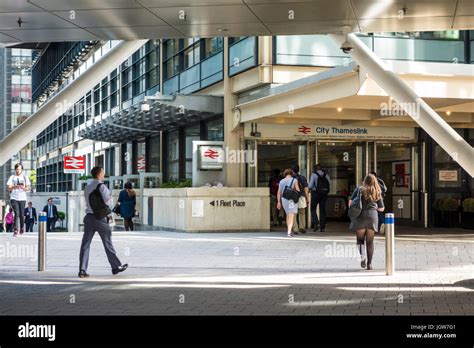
[337,108,343,112]
[446,111,451,116]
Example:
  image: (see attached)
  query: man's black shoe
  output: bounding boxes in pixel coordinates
[320,228,326,232]
[312,225,319,232]
[78,270,89,278]
[112,264,128,275]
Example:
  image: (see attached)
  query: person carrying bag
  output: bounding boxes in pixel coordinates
[348,174,385,271]
[277,169,301,237]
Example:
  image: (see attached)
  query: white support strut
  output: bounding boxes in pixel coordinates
[0,39,148,166]
[330,33,474,177]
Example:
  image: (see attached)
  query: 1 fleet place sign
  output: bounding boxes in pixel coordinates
[64,156,85,174]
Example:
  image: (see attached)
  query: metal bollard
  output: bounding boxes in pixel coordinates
[38,212,47,271]
[385,213,395,275]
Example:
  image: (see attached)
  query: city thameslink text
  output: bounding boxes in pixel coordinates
[315,127,369,135]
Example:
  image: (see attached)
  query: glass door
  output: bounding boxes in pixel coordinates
[376,143,412,220]
[316,141,359,220]
[246,139,257,187]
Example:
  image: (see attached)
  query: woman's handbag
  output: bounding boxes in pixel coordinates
[282,178,301,202]
[348,187,363,219]
[112,203,121,216]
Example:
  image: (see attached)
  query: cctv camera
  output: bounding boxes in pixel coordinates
[340,40,354,54]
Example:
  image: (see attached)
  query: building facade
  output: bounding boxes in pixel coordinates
[32,31,474,228]
[0,48,34,201]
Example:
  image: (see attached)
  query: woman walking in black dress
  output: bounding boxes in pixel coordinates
[348,174,385,270]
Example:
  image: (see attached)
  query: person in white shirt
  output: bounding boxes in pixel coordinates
[6,163,31,236]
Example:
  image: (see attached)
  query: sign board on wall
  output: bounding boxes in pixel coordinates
[244,124,415,141]
[137,156,146,172]
[191,200,204,217]
[438,170,458,182]
[63,156,85,174]
[198,145,224,170]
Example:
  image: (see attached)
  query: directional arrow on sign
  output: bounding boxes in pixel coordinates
[209,200,215,206]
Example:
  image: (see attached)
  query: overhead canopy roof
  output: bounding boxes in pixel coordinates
[1,0,473,44]
[78,94,223,143]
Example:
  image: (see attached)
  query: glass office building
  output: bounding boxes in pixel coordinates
[31,31,474,227]
[0,48,35,201]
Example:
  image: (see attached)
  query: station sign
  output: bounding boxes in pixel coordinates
[137,156,146,172]
[198,145,224,170]
[244,124,415,141]
[63,156,85,174]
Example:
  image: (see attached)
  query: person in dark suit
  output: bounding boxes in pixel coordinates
[24,202,37,232]
[43,198,59,232]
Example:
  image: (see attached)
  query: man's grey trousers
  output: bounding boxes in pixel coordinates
[79,214,122,271]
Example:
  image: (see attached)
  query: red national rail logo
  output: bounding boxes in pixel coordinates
[298,126,311,134]
[203,148,220,160]
[64,156,85,170]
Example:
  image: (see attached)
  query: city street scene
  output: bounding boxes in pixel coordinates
[0,0,473,346]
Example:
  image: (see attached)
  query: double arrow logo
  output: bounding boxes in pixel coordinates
[204,148,220,160]
[65,157,84,169]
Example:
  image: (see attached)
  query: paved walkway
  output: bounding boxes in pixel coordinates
[0,223,473,315]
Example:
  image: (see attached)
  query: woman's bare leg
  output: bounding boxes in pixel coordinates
[287,213,294,235]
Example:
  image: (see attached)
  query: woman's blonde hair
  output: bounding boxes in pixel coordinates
[361,174,381,202]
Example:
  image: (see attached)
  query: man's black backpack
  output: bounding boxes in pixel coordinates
[89,183,111,219]
[316,172,330,195]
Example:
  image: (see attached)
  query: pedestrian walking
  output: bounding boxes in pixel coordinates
[118,182,136,231]
[24,202,37,232]
[292,164,309,234]
[6,163,31,236]
[370,171,387,234]
[5,208,15,233]
[78,166,128,278]
[308,164,331,232]
[348,174,385,270]
[277,168,301,237]
[42,198,59,232]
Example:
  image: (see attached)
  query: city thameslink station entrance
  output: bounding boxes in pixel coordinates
[245,123,424,227]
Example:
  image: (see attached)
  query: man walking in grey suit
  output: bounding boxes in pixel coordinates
[78,166,128,278]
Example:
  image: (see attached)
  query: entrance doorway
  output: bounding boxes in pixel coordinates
[315,141,360,220]
[256,141,306,187]
[249,138,424,229]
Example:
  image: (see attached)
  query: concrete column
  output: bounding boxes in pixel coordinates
[223,38,242,187]
[0,40,148,166]
[330,33,474,177]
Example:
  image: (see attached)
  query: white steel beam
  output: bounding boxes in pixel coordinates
[330,33,474,177]
[0,40,148,166]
